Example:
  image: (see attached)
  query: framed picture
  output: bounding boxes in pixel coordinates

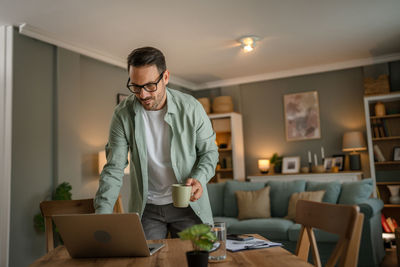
[332,154,345,171]
[394,147,400,161]
[323,157,335,171]
[117,93,128,104]
[282,157,300,174]
[284,91,321,141]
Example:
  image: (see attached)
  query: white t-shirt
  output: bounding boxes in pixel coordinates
[142,105,177,205]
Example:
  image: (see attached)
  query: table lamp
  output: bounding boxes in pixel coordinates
[342,131,366,170]
[258,159,270,174]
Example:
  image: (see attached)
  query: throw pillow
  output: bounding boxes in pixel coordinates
[306,181,341,203]
[235,186,271,220]
[286,190,326,220]
[338,178,373,204]
[223,180,266,217]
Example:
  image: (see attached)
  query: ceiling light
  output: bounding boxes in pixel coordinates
[238,36,261,52]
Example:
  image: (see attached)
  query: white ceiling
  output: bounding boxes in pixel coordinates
[1,0,400,90]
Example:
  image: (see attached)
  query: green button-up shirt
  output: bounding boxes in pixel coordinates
[94,88,218,225]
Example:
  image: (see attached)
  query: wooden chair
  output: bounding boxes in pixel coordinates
[40,195,124,252]
[295,200,364,267]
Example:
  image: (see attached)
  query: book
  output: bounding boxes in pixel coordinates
[381,214,392,233]
[387,217,396,232]
[392,218,399,229]
[376,186,381,199]
[373,144,386,162]
[383,120,391,137]
[378,119,386,137]
[372,119,380,138]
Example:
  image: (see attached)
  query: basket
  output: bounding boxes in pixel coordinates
[212,96,233,113]
[364,74,390,95]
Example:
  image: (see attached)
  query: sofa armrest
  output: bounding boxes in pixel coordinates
[357,198,384,219]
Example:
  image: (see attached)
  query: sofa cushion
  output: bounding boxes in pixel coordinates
[207,182,225,216]
[223,181,266,217]
[306,181,341,203]
[268,180,306,217]
[286,190,325,220]
[235,186,271,220]
[288,224,339,242]
[212,217,239,229]
[338,178,374,205]
[228,218,294,240]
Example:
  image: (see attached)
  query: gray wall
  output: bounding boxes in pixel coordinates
[10,30,55,267]
[195,68,371,178]
[9,30,193,266]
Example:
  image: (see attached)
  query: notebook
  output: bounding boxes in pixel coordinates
[52,213,164,258]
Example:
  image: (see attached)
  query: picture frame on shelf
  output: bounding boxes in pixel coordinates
[323,157,335,171]
[283,91,321,141]
[332,154,345,171]
[282,157,300,174]
[394,147,400,161]
[117,93,129,105]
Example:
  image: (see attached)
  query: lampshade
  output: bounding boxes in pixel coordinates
[342,131,367,152]
[258,159,270,173]
[98,150,129,175]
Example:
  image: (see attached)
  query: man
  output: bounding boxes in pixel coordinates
[94,47,218,240]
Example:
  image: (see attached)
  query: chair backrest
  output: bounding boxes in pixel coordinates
[40,195,123,252]
[295,200,364,267]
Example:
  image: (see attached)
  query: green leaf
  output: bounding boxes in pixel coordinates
[204,231,217,242]
[193,239,214,251]
[34,213,45,232]
[178,224,216,251]
[54,182,72,200]
[189,224,210,236]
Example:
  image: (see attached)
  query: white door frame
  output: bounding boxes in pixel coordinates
[0,25,13,267]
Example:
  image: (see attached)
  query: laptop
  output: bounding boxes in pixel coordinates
[52,213,164,258]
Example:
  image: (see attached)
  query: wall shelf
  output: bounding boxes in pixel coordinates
[370,114,400,119]
[372,136,400,141]
[375,161,400,165]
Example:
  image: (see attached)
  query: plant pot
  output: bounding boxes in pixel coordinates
[186,250,209,267]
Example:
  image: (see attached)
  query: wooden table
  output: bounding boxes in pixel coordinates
[30,234,312,267]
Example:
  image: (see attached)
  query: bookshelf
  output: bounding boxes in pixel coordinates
[208,112,245,182]
[364,93,400,218]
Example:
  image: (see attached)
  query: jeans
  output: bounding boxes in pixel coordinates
[141,203,202,240]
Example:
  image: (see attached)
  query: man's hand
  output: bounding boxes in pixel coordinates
[185,178,203,202]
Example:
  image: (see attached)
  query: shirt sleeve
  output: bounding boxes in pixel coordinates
[94,113,129,214]
[189,100,219,184]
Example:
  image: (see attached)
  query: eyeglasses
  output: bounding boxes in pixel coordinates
[126,71,165,94]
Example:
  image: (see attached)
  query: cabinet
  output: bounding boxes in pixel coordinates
[364,92,400,218]
[208,112,245,182]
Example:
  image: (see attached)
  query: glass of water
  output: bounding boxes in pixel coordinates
[209,222,226,261]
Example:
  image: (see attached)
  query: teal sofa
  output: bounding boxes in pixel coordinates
[207,179,385,267]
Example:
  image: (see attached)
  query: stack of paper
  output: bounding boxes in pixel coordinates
[226,238,282,252]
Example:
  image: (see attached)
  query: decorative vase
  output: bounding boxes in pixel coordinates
[387,185,400,204]
[186,250,209,267]
[374,102,386,117]
[312,165,325,173]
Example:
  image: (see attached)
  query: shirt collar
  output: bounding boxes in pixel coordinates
[132,87,177,114]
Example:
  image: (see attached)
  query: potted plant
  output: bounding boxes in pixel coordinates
[270,153,283,174]
[178,224,217,267]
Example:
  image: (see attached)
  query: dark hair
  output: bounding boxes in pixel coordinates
[127,47,166,74]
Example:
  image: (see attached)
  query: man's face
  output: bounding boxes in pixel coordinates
[128,65,169,110]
